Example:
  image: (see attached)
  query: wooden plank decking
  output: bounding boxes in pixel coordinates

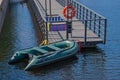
[38,0,103,45]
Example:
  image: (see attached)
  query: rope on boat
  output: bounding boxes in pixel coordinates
[40,40,48,46]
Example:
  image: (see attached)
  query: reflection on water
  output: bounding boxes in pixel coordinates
[77,0,120,80]
[0,1,38,80]
[0,0,120,80]
[80,48,106,80]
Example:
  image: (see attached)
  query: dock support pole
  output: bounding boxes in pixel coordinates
[45,0,48,43]
[84,20,87,44]
[49,0,52,41]
[66,0,69,39]
[66,0,72,39]
[66,21,69,39]
[66,21,72,39]
[104,19,107,44]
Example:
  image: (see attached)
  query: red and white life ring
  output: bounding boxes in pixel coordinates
[62,5,76,19]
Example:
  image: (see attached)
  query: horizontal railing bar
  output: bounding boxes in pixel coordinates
[44,19,106,23]
[69,0,106,19]
[36,0,46,12]
[35,0,46,21]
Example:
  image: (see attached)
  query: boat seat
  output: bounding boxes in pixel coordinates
[47,45,61,51]
[33,47,48,53]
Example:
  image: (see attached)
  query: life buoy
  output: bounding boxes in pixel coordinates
[62,5,76,19]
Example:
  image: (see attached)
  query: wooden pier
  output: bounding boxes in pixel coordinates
[28,0,107,47]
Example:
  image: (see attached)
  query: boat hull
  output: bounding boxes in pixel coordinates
[25,49,77,70]
[9,40,79,71]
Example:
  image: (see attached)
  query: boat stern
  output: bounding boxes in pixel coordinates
[8,52,28,64]
[24,57,39,71]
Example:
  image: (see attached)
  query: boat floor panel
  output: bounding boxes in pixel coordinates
[47,45,61,50]
[33,47,48,53]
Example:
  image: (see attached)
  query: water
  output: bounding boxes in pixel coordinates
[0,0,120,80]
[77,0,120,80]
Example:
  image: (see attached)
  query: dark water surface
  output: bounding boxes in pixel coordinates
[77,0,120,80]
[0,0,120,80]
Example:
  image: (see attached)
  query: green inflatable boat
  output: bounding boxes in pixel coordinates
[8,40,79,71]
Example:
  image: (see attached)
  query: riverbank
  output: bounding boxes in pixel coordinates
[0,0,9,34]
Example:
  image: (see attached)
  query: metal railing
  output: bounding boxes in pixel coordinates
[56,0,66,7]
[35,0,46,20]
[29,0,47,41]
[56,0,107,44]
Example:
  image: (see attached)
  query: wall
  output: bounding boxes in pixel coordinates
[27,0,46,43]
[0,0,9,33]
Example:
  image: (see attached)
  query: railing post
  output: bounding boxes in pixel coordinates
[94,14,96,33]
[89,11,92,30]
[104,19,107,44]
[45,0,48,43]
[76,3,79,19]
[80,5,82,20]
[86,9,88,20]
[82,7,85,23]
[84,20,87,44]
[98,17,101,37]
